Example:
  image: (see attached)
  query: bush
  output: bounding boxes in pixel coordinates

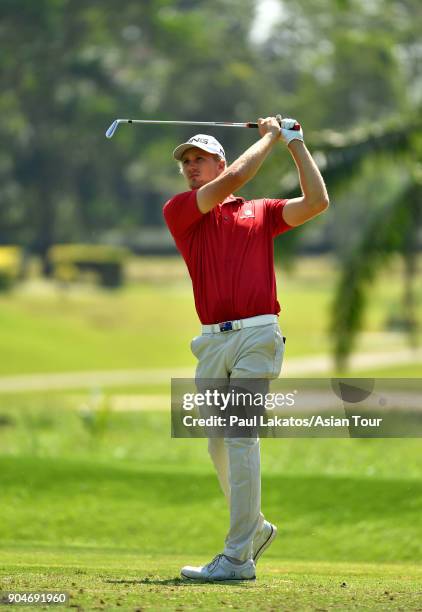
[0,246,22,291]
[48,244,130,288]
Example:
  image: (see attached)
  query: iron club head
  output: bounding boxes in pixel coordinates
[105,119,121,138]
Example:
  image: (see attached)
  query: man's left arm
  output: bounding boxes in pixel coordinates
[282,131,329,227]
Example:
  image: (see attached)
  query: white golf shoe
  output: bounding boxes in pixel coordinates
[181,554,256,582]
[252,521,277,563]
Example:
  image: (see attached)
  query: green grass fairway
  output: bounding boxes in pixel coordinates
[0,256,419,375]
[0,398,421,610]
[0,255,421,609]
[1,454,421,562]
[1,549,421,611]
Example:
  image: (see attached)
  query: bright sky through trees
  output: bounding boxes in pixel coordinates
[250,0,283,43]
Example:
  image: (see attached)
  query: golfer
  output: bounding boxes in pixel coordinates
[163,116,329,581]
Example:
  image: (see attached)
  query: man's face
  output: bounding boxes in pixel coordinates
[181,148,225,189]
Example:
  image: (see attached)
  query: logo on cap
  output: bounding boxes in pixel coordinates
[189,137,209,145]
[173,133,226,160]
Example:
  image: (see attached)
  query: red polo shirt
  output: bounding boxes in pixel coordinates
[163,190,293,324]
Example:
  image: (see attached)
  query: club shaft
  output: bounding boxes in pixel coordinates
[125,119,255,127]
[105,118,301,138]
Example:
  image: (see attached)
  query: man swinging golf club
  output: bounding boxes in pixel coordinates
[163,115,329,582]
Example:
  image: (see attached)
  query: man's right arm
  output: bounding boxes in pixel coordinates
[196,117,281,214]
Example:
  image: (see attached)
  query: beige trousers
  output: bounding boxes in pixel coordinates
[191,322,285,561]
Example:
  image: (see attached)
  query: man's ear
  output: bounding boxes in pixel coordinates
[218,159,226,173]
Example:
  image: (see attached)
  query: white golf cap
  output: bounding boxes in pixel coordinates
[173,134,226,161]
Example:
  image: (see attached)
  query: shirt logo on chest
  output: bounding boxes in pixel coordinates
[240,208,255,219]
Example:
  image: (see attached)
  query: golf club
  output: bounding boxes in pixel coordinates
[105,117,301,139]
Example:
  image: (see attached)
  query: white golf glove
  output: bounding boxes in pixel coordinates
[276,115,304,145]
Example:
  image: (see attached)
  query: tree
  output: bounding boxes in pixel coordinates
[321,118,422,368]
[253,0,422,367]
[0,0,260,264]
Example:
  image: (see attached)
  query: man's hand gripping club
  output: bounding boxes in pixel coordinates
[197,114,300,214]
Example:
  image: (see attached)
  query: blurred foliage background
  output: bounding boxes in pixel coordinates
[0,0,421,366]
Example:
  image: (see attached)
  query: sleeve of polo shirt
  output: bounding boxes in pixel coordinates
[163,190,204,239]
[265,198,294,237]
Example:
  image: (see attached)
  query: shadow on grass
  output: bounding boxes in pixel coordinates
[104,578,183,586]
[104,577,253,587]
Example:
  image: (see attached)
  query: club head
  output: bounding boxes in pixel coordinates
[105,119,121,139]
